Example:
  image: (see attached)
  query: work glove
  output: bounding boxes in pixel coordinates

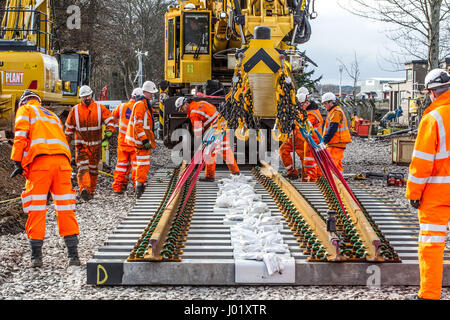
[142,139,151,150]
[102,131,113,147]
[410,200,420,209]
[10,161,23,178]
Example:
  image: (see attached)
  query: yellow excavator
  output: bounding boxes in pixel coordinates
[159,0,316,147]
[0,0,90,135]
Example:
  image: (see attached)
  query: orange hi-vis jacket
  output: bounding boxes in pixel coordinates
[187,101,220,136]
[324,105,351,147]
[11,99,71,169]
[125,99,155,149]
[113,99,135,149]
[405,90,450,300]
[65,100,115,147]
[406,90,450,213]
[306,108,324,136]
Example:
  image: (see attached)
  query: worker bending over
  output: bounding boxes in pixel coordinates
[175,96,240,182]
[10,90,80,267]
[297,92,324,182]
[125,81,157,198]
[405,69,450,300]
[279,87,309,180]
[112,88,142,194]
[321,92,351,174]
[65,85,116,201]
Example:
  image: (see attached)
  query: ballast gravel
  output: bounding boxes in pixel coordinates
[1,138,450,300]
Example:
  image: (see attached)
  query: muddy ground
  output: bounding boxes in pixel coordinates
[0,142,27,235]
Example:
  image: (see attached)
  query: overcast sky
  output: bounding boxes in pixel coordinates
[300,1,407,86]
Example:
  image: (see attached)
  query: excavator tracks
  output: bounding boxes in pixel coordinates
[87,166,450,286]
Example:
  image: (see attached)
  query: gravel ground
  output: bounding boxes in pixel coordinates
[2,136,450,300]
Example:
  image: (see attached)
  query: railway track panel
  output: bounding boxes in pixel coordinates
[87,168,450,286]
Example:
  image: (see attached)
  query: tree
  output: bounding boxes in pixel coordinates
[52,0,172,100]
[293,62,322,94]
[338,0,450,70]
[337,52,361,105]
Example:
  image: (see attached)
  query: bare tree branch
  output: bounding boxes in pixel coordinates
[338,0,448,70]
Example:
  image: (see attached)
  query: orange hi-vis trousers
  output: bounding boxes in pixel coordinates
[280,132,305,178]
[327,146,346,174]
[303,143,322,182]
[134,148,151,185]
[417,209,450,300]
[113,145,137,192]
[76,145,101,195]
[21,154,79,240]
[205,134,239,178]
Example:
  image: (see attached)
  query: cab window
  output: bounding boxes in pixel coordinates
[183,13,209,54]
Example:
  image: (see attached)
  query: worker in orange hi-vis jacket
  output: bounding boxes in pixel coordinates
[10,90,80,268]
[297,92,324,182]
[175,96,240,182]
[112,88,142,194]
[64,85,116,202]
[405,69,450,300]
[279,87,310,180]
[321,92,351,174]
[125,81,157,199]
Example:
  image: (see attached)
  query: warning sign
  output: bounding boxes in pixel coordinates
[4,71,24,85]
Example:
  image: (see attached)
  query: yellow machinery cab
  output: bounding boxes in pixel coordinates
[55,51,91,106]
[165,5,212,89]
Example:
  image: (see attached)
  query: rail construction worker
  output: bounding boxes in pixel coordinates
[10,90,80,267]
[321,92,351,174]
[279,89,311,180]
[405,68,450,300]
[65,85,116,201]
[175,96,240,182]
[125,81,157,198]
[297,92,324,182]
[111,88,142,194]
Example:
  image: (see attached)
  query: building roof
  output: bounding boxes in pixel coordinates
[363,77,405,81]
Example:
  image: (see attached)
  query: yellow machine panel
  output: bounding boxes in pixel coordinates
[1,52,63,101]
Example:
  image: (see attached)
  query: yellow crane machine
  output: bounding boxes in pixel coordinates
[0,0,90,134]
[159,0,316,147]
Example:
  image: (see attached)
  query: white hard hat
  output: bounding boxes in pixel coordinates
[175,97,187,111]
[79,85,93,98]
[297,93,307,104]
[297,87,309,97]
[18,90,41,107]
[321,92,336,103]
[142,81,158,94]
[131,88,143,97]
[424,68,450,91]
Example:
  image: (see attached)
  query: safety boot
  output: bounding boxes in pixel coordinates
[199,177,215,182]
[64,235,81,266]
[29,239,43,268]
[80,189,91,202]
[283,172,299,180]
[135,182,145,199]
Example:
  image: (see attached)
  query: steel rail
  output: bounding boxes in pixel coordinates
[144,161,187,261]
[258,160,343,261]
[331,174,384,261]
